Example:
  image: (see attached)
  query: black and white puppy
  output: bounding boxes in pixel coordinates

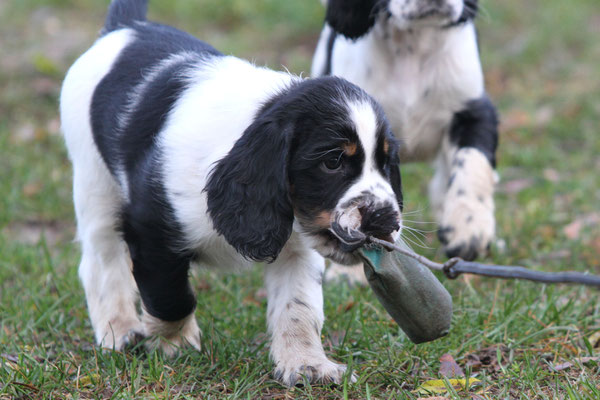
[61,0,403,386]
[313,0,499,262]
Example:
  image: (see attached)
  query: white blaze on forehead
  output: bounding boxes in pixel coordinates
[348,100,378,169]
[335,100,397,211]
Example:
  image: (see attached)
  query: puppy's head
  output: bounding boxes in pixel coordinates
[206,77,402,264]
[325,0,478,38]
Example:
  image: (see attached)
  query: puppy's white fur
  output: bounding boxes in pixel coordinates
[61,29,143,350]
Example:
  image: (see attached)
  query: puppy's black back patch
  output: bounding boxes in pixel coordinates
[91,22,222,178]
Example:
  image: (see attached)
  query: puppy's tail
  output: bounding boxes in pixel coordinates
[102,0,148,34]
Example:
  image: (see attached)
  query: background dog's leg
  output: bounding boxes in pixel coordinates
[122,228,201,356]
[433,96,499,260]
[436,147,496,260]
[73,162,142,351]
[265,246,356,386]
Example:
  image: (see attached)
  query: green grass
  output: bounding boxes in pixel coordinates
[1,0,599,398]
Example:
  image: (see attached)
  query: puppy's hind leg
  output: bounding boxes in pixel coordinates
[73,163,143,351]
[265,244,356,386]
[122,212,200,356]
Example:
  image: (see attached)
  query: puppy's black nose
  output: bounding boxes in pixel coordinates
[359,204,400,241]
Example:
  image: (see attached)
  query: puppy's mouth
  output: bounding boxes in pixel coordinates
[404,6,455,22]
[328,205,400,253]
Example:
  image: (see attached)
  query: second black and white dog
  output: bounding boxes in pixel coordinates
[313,0,499,263]
[61,0,403,386]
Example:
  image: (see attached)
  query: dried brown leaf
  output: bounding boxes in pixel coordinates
[564,213,600,240]
[465,345,510,375]
[501,109,531,132]
[23,181,43,197]
[588,330,600,349]
[552,357,600,371]
[417,397,450,400]
[552,361,573,371]
[254,287,268,299]
[499,178,534,194]
[542,168,560,183]
[439,353,465,377]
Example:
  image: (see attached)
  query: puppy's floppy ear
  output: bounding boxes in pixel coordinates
[206,116,294,263]
[325,0,384,40]
[389,164,403,212]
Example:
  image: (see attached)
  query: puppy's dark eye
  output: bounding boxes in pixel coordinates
[322,156,343,172]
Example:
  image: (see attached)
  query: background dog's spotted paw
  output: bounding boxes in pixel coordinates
[439,229,490,260]
[274,359,356,386]
[438,195,495,261]
[437,148,496,261]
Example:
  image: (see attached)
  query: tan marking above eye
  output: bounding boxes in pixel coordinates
[342,142,357,156]
[383,139,390,155]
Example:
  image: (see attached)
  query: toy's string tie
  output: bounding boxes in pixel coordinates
[367,236,600,288]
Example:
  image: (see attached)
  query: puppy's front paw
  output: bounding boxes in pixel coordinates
[97,317,144,351]
[142,312,201,356]
[273,357,356,387]
[438,189,495,261]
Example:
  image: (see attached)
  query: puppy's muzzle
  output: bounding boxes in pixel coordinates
[330,202,400,252]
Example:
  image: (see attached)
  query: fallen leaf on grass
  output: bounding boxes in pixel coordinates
[563,213,600,240]
[74,373,101,388]
[552,357,600,371]
[465,345,510,374]
[417,397,450,400]
[336,298,356,313]
[413,378,480,395]
[254,287,268,299]
[499,178,534,194]
[500,109,531,132]
[543,168,560,183]
[589,237,600,259]
[33,53,61,77]
[439,353,464,377]
[23,181,43,197]
[196,280,211,291]
[0,353,19,363]
[588,331,600,349]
